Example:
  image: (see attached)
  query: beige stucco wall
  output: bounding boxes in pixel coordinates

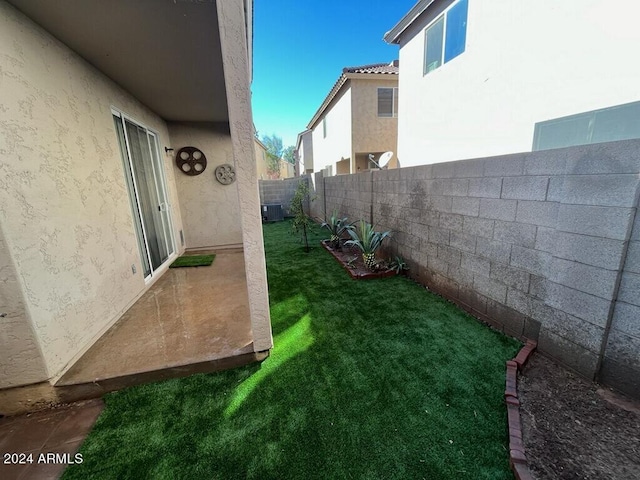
[168,122,242,249]
[279,160,295,179]
[254,139,269,180]
[0,1,183,386]
[0,220,48,387]
[350,78,398,168]
[217,0,273,352]
[397,0,640,166]
[311,87,352,175]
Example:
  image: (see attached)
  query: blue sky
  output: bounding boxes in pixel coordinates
[252,0,416,149]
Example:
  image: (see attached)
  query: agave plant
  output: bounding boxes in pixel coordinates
[321,210,354,247]
[345,220,392,270]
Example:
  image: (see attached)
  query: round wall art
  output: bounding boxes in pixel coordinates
[215,164,236,185]
[176,147,207,176]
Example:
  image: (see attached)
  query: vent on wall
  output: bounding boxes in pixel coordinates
[261,204,284,222]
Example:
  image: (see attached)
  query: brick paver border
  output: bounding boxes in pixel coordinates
[506,339,537,480]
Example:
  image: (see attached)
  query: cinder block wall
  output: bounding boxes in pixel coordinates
[259,175,310,217]
[600,193,640,396]
[313,139,640,398]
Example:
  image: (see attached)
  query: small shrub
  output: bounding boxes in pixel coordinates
[290,181,312,252]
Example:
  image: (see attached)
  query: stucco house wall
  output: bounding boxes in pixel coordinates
[0,1,187,387]
[311,88,352,175]
[297,130,314,174]
[168,122,243,249]
[392,0,640,166]
[254,138,269,180]
[350,78,398,168]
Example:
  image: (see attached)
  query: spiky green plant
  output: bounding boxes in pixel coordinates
[321,210,354,248]
[345,220,392,270]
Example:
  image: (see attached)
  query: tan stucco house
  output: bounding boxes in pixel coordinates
[255,138,295,179]
[0,0,272,413]
[306,62,400,176]
[254,137,270,179]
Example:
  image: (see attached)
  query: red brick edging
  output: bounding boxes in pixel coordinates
[506,340,537,480]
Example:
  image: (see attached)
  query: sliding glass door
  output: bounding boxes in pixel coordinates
[113,111,175,279]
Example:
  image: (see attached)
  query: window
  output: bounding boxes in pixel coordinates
[378,87,399,117]
[322,117,327,138]
[424,0,468,75]
[533,101,640,151]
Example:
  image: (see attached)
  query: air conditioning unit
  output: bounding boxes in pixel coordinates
[261,204,284,222]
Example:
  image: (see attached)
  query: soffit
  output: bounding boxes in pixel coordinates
[8,0,228,122]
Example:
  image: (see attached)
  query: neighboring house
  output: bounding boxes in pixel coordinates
[385,0,640,166]
[306,62,400,176]
[254,137,270,179]
[0,0,272,410]
[295,129,314,175]
[279,160,295,179]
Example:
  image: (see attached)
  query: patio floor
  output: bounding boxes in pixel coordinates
[55,249,261,391]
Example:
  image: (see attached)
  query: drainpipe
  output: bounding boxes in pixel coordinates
[595,180,640,380]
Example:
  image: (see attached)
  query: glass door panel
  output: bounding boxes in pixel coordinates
[113,112,174,278]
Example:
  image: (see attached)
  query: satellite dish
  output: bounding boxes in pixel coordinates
[378,151,393,169]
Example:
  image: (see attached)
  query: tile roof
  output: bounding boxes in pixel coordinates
[307,61,399,129]
[342,62,399,75]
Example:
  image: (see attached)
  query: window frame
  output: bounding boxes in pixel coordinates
[423,0,468,76]
[377,87,399,118]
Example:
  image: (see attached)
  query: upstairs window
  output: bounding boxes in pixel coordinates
[322,117,327,138]
[424,0,468,75]
[378,87,399,117]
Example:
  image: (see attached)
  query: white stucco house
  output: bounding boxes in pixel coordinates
[384,0,640,166]
[295,129,314,175]
[305,62,400,176]
[0,0,272,413]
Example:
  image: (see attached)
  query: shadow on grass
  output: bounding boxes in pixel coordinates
[63,222,521,480]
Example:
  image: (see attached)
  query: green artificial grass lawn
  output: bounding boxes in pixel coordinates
[64,221,521,480]
[169,254,215,268]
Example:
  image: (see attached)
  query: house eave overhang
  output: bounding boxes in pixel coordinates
[7,0,242,123]
[383,0,437,45]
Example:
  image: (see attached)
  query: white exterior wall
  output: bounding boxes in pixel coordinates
[311,88,352,175]
[0,2,184,386]
[298,131,314,173]
[397,0,640,166]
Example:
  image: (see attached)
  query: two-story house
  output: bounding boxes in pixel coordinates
[295,129,314,175]
[303,62,400,176]
[384,0,640,166]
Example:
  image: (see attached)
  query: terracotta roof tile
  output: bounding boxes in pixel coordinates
[342,62,399,75]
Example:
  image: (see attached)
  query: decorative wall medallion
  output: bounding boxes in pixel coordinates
[215,164,236,185]
[176,147,207,176]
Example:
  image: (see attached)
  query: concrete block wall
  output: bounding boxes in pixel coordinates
[259,175,310,217]
[600,192,640,397]
[313,139,640,397]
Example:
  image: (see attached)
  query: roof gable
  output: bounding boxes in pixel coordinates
[307,62,399,129]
